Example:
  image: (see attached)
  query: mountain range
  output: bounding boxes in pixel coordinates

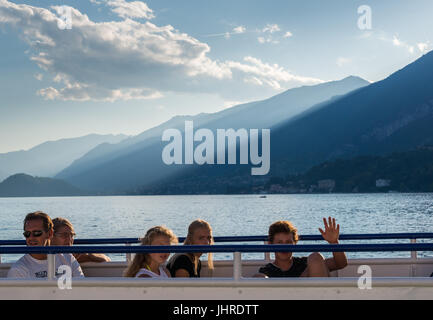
[2,50,433,196]
[55,75,369,193]
[0,173,87,197]
[134,50,433,194]
[0,134,127,182]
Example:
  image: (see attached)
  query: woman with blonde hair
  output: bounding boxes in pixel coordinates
[124,226,178,278]
[167,219,214,277]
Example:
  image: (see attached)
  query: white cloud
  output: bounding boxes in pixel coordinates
[204,25,246,39]
[262,24,280,34]
[222,100,246,109]
[233,26,245,34]
[34,73,43,81]
[0,1,232,101]
[417,42,430,54]
[226,56,323,90]
[375,32,430,56]
[0,1,324,102]
[391,35,415,54]
[37,84,162,102]
[106,0,155,20]
[257,36,279,45]
[283,31,293,38]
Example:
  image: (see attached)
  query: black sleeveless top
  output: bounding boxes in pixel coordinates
[258,257,308,277]
[167,254,201,278]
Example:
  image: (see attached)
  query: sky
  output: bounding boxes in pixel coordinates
[0,0,432,153]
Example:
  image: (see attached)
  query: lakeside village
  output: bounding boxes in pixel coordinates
[255,178,394,195]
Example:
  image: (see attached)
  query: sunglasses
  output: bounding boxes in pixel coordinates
[23,230,44,238]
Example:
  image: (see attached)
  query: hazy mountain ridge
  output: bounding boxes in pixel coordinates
[0,173,88,197]
[56,76,369,192]
[0,134,128,181]
[133,51,433,194]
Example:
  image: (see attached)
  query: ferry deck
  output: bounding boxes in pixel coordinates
[0,233,432,299]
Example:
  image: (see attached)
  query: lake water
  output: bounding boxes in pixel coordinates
[1,193,432,263]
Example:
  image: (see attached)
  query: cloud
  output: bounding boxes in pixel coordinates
[34,73,43,81]
[233,26,245,34]
[393,35,415,54]
[374,31,429,57]
[0,1,323,102]
[257,36,279,45]
[226,56,323,90]
[417,42,430,54]
[0,1,233,101]
[106,0,155,20]
[262,24,280,34]
[283,31,293,38]
[37,84,162,102]
[203,25,246,39]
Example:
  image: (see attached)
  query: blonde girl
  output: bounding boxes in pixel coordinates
[124,226,178,278]
[167,219,214,277]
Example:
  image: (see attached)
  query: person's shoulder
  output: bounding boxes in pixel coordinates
[170,254,192,266]
[294,256,308,265]
[12,254,34,268]
[7,255,31,278]
[57,253,77,264]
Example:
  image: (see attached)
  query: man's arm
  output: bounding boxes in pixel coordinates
[75,253,111,264]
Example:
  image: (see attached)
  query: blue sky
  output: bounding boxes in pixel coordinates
[0,0,432,153]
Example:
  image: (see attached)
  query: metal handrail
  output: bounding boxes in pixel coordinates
[1,232,433,246]
[1,243,433,254]
[2,242,432,280]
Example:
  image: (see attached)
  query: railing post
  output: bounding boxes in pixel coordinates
[233,251,242,281]
[126,243,132,263]
[264,241,271,261]
[410,239,417,259]
[47,254,56,280]
[410,238,417,277]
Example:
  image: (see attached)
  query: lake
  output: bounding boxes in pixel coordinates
[1,193,432,262]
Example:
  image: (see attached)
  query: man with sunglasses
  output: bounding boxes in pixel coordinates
[7,211,84,279]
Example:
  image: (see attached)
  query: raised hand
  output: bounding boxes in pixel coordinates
[319,217,340,244]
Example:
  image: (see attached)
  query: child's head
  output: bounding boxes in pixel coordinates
[184,219,213,246]
[141,226,178,266]
[124,226,177,277]
[184,219,214,271]
[268,221,299,261]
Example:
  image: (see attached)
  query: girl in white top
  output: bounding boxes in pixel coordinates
[123,226,178,278]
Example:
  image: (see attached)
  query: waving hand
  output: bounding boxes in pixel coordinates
[319,217,340,244]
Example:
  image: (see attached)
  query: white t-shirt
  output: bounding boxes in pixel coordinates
[7,253,84,279]
[135,266,169,278]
